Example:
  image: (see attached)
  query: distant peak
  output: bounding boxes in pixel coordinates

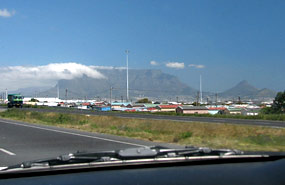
[259,88,268,91]
[234,80,257,89]
[238,80,249,85]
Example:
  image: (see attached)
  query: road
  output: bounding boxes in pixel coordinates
[0,108,284,167]
[0,118,178,167]
[24,107,285,128]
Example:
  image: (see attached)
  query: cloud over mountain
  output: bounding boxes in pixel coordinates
[0,63,105,91]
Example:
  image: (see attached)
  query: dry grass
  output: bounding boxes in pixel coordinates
[1,109,285,151]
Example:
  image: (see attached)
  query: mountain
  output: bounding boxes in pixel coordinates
[221,80,276,99]
[23,71,276,101]
[9,86,51,97]
[38,69,197,100]
[221,80,258,97]
[256,88,277,98]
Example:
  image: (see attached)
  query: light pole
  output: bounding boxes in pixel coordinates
[200,75,202,104]
[125,50,129,102]
[5,88,7,100]
[57,84,60,99]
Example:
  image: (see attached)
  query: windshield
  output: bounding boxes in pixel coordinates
[0,0,284,170]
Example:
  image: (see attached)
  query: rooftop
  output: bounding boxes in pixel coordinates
[178,106,208,110]
[158,105,180,109]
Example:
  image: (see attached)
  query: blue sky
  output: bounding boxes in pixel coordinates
[0,0,284,92]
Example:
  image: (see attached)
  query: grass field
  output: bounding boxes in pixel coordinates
[145,111,285,121]
[1,105,285,121]
[0,109,284,151]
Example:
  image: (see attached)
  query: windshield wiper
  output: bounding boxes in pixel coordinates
[2,146,245,171]
[4,150,118,170]
[118,145,244,158]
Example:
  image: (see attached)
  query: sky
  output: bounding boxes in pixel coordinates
[0,0,284,92]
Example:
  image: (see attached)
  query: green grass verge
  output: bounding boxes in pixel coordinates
[0,109,284,152]
[2,104,285,121]
[127,111,285,121]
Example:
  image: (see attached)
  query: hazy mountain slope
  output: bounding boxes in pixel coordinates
[256,88,276,98]
[9,86,51,97]
[33,72,277,100]
[39,69,197,99]
[221,80,276,98]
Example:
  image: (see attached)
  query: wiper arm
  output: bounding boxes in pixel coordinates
[163,146,244,157]
[3,146,244,171]
[117,146,243,159]
[5,150,118,170]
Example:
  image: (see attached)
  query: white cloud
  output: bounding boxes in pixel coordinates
[165,62,185,69]
[91,65,126,70]
[150,60,159,66]
[0,9,15,18]
[189,64,205,69]
[0,63,105,91]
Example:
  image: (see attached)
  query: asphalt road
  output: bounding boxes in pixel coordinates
[23,107,285,128]
[0,108,284,167]
[0,118,178,167]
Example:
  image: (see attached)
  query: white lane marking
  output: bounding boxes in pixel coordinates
[0,148,16,156]
[0,119,147,147]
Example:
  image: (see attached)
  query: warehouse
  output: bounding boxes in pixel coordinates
[176,106,209,114]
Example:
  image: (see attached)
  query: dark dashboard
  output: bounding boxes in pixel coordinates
[1,157,284,185]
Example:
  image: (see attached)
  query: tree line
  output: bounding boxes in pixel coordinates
[262,91,285,114]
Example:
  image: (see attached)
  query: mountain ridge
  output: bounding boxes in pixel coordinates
[38,69,197,100]
[220,80,276,99]
[12,69,276,100]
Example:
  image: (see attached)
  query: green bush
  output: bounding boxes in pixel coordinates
[179,131,193,139]
[173,131,193,142]
[56,114,72,124]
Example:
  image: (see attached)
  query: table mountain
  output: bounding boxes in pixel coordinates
[39,69,197,100]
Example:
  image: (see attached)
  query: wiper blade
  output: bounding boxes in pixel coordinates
[5,150,117,170]
[172,146,244,156]
[118,146,243,159]
[3,146,244,171]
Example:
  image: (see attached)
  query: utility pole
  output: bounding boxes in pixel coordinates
[65,89,68,104]
[5,88,8,100]
[215,93,218,106]
[200,75,202,104]
[196,91,200,106]
[176,96,179,103]
[125,50,129,102]
[57,84,60,99]
[109,86,113,104]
